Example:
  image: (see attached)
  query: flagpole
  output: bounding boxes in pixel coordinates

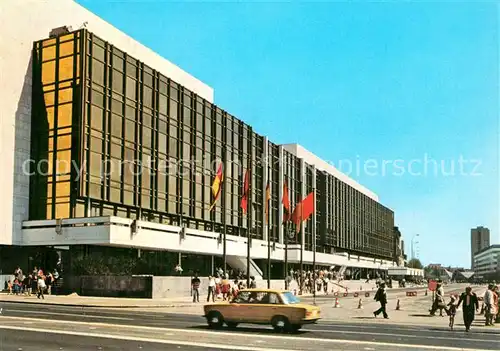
[222,158,227,275]
[300,200,303,295]
[266,168,271,289]
[312,190,316,304]
[267,218,271,288]
[284,223,289,290]
[246,135,252,288]
[282,178,290,291]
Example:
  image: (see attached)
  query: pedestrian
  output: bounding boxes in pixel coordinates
[484,284,494,326]
[36,274,46,299]
[373,281,388,319]
[231,279,239,299]
[323,276,329,295]
[46,272,54,295]
[14,267,23,282]
[430,281,446,316]
[207,276,216,302]
[30,273,37,296]
[215,275,222,299]
[446,295,458,330]
[457,286,479,332]
[491,285,499,325]
[250,276,256,289]
[191,273,200,303]
[221,276,230,301]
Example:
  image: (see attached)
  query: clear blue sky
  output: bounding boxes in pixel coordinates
[78,1,499,268]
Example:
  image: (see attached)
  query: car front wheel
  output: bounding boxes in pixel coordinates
[206,311,224,329]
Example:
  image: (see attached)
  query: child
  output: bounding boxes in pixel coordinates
[7,280,12,295]
[447,295,458,330]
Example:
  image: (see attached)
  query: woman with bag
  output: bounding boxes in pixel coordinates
[430,282,446,316]
[37,274,46,300]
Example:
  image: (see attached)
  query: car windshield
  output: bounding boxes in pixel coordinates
[281,291,301,304]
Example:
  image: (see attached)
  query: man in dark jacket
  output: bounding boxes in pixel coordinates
[373,281,388,319]
[457,286,479,332]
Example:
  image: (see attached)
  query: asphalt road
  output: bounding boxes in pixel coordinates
[0,329,225,351]
[0,301,499,351]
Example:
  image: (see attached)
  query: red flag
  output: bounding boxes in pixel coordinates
[282,181,290,223]
[265,182,271,224]
[291,191,315,233]
[241,169,250,214]
[209,163,223,211]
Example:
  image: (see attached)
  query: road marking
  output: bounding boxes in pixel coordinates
[314,321,499,335]
[304,327,500,344]
[0,316,494,351]
[5,309,133,321]
[0,326,292,351]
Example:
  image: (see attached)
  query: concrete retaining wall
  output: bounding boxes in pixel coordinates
[151,277,293,299]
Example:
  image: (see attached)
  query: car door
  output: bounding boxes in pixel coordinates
[225,291,251,322]
[252,292,281,323]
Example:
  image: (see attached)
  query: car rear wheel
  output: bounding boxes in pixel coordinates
[271,315,290,333]
[206,311,224,329]
[226,322,239,329]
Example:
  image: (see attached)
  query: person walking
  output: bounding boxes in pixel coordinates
[484,284,494,326]
[191,274,200,303]
[446,295,458,330]
[430,281,446,316]
[457,286,479,332]
[373,281,389,319]
[36,274,46,300]
[491,285,499,325]
[206,276,216,302]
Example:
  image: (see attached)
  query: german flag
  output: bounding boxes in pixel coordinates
[209,163,223,211]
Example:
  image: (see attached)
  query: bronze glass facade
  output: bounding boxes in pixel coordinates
[31,29,395,260]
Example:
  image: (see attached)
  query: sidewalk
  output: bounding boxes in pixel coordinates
[0,292,194,308]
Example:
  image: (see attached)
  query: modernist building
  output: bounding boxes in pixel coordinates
[473,245,500,280]
[0,0,403,280]
[471,226,490,269]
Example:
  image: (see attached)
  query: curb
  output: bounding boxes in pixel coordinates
[0,299,194,309]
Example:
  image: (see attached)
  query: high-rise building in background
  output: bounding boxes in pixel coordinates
[471,226,490,270]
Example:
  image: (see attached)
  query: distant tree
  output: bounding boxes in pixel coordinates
[407,258,423,269]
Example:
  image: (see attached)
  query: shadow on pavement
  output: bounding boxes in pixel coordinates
[352,316,376,320]
[189,325,308,336]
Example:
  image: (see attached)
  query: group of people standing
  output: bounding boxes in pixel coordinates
[8,266,59,299]
[429,282,499,331]
[190,272,256,303]
[371,280,499,332]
